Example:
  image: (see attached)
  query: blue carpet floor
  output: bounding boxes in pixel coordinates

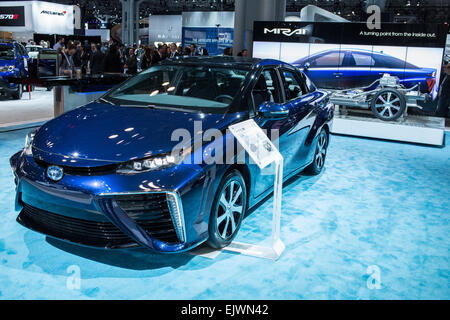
[0,128,449,299]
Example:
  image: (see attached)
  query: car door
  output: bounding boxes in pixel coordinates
[302,50,344,89]
[248,66,288,197]
[278,67,318,174]
[339,51,376,89]
[249,66,315,197]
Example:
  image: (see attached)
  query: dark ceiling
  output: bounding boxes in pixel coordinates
[44,0,450,25]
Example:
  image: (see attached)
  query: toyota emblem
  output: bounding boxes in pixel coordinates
[46,165,64,182]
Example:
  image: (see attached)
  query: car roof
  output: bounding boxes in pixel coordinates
[161,56,292,69]
[311,48,391,57]
[0,42,14,47]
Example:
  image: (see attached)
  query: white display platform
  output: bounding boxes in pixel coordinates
[331,109,445,146]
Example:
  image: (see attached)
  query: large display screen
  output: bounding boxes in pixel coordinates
[182,27,233,56]
[0,6,25,27]
[253,22,447,101]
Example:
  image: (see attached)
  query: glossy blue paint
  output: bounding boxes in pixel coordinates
[10,57,334,253]
[0,42,29,93]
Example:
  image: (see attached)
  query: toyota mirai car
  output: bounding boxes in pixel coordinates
[292,49,436,94]
[10,57,334,253]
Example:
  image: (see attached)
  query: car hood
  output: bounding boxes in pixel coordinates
[33,102,241,166]
[0,59,15,67]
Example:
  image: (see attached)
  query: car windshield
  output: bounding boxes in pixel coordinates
[0,46,15,60]
[104,64,250,111]
[26,47,42,53]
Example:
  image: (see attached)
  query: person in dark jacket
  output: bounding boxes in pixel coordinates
[73,43,89,74]
[152,45,165,64]
[124,48,138,75]
[89,43,104,75]
[168,43,179,58]
[436,62,450,118]
[103,44,123,73]
[140,46,154,70]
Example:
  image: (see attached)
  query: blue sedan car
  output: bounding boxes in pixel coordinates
[0,42,29,99]
[293,49,436,94]
[10,57,334,253]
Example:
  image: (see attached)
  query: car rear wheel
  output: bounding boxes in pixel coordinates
[305,128,328,175]
[207,170,247,249]
[370,88,406,121]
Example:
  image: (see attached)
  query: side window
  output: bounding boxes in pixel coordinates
[281,69,308,101]
[250,68,282,112]
[16,44,24,57]
[373,55,408,69]
[351,53,375,67]
[311,51,345,67]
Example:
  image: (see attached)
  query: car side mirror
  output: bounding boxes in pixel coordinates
[258,102,289,119]
[303,62,310,71]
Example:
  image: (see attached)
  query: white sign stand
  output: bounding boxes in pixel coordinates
[225,119,285,260]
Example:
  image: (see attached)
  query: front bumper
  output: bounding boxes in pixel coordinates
[0,73,18,94]
[10,151,209,253]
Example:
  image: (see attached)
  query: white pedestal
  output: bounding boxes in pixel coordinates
[331,112,445,146]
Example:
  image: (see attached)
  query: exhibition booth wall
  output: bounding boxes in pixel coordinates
[252,21,448,146]
[148,15,182,45]
[182,11,234,55]
[253,21,447,101]
[0,1,74,42]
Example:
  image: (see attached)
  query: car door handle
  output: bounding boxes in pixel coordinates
[333,72,343,77]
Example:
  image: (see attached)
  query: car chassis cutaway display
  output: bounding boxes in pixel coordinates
[328,74,431,121]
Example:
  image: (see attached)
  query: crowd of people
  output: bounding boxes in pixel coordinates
[52,37,247,77]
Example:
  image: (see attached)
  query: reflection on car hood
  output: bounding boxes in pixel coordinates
[33,102,239,165]
[0,59,15,66]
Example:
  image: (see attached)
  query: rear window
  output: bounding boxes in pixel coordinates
[373,54,418,69]
[0,46,15,60]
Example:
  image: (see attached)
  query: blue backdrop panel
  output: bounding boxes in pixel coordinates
[182,27,233,56]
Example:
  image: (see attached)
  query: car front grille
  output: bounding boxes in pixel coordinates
[18,193,180,248]
[33,158,118,176]
[18,203,136,248]
[114,193,179,244]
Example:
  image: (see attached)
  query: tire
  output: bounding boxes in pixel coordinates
[370,88,406,121]
[207,170,247,249]
[11,83,22,100]
[305,128,328,175]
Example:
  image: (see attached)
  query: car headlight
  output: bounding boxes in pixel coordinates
[116,149,190,174]
[0,65,15,72]
[23,130,37,156]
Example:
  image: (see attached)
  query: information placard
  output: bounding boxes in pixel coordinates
[228,119,281,169]
[226,119,285,260]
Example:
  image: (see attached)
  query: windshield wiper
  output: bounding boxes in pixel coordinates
[117,103,158,109]
[98,97,114,105]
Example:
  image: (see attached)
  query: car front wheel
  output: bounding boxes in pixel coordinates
[11,83,22,100]
[207,170,247,249]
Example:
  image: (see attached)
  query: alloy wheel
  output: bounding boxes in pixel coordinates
[374,91,402,119]
[216,180,244,240]
[315,131,327,170]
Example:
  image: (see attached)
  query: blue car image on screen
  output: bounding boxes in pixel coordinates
[10,57,334,253]
[292,49,436,94]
